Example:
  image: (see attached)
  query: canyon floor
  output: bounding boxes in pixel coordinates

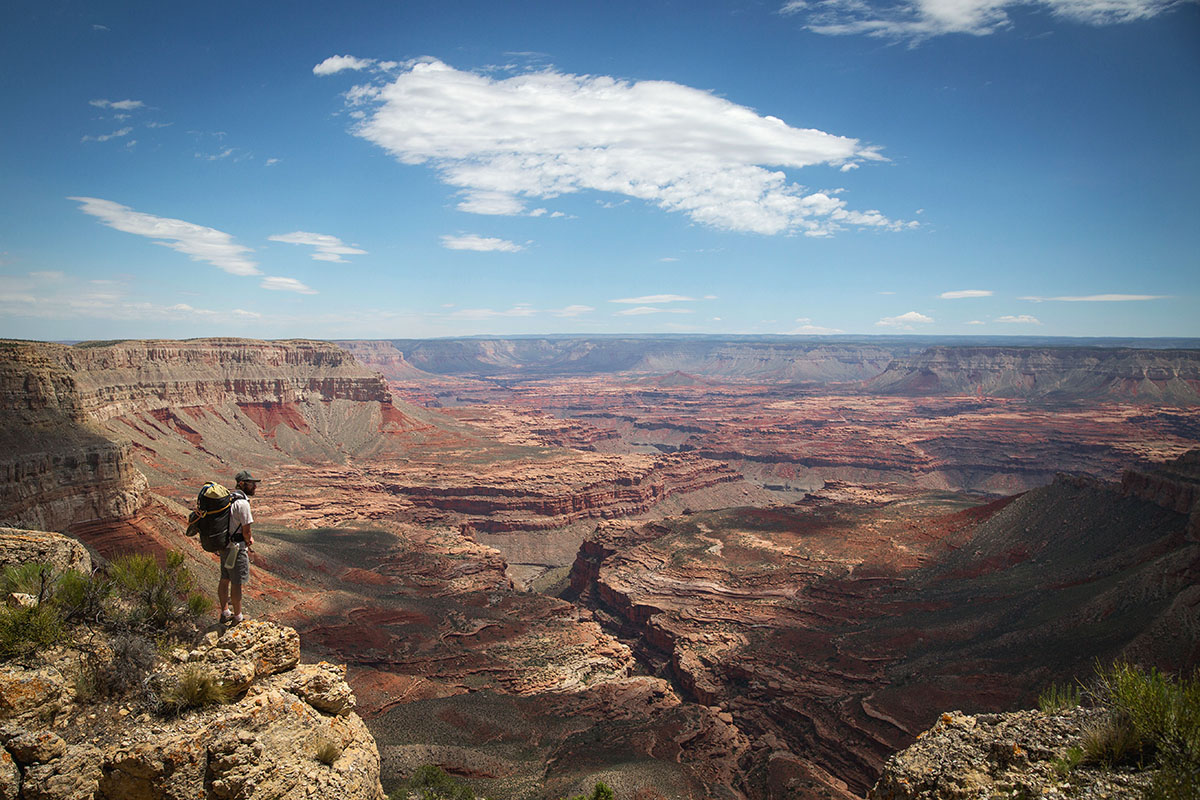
[4,337,1200,799]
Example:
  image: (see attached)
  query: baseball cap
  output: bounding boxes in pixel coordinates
[235,470,261,483]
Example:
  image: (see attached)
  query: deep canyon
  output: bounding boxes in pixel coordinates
[2,335,1198,799]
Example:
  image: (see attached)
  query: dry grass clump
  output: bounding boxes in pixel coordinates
[314,732,343,766]
[158,664,232,713]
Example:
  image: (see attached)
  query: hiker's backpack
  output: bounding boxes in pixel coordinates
[186,482,245,553]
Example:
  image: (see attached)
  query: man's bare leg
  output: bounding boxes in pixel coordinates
[231,582,242,617]
[218,577,230,615]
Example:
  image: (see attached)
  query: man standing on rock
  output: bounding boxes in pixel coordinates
[219,470,259,624]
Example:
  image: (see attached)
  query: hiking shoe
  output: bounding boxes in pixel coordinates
[233,613,244,624]
[220,608,232,622]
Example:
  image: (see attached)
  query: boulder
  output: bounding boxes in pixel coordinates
[20,743,101,800]
[0,666,66,723]
[0,529,92,576]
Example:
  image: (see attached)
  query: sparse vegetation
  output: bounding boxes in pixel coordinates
[0,555,211,711]
[1038,681,1083,713]
[1042,663,1200,798]
[565,783,616,800]
[158,663,232,713]
[390,765,475,800]
[0,602,65,659]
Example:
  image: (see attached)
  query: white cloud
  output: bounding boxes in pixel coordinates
[787,317,844,334]
[81,127,133,143]
[70,196,261,276]
[1020,293,1167,302]
[940,289,992,299]
[550,304,595,317]
[268,231,367,263]
[313,55,376,75]
[996,314,1041,323]
[89,99,144,110]
[265,158,281,166]
[340,59,911,236]
[615,306,695,316]
[966,320,986,325]
[260,276,317,294]
[440,234,524,252]
[457,190,527,215]
[782,0,1185,41]
[659,257,680,262]
[876,310,934,328]
[610,294,696,304]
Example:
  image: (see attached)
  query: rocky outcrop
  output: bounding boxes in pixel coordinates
[0,618,384,800]
[867,346,1200,403]
[0,528,93,577]
[868,708,1151,800]
[1121,448,1200,540]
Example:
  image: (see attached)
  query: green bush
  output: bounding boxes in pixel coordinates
[390,765,475,800]
[1,562,56,603]
[0,603,65,659]
[109,552,203,631]
[158,664,231,713]
[54,568,112,622]
[1092,663,1200,800]
[565,783,616,800]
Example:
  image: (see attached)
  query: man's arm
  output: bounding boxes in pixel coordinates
[243,523,253,549]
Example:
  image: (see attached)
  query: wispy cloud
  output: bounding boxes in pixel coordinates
[876,311,934,328]
[450,305,537,319]
[550,304,595,317]
[70,196,261,276]
[440,234,524,252]
[268,231,367,263]
[1020,293,1168,302]
[996,314,1041,324]
[260,276,317,294]
[610,294,696,304]
[89,98,144,110]
[335,58,913,236]
[614,306,695,316]
[781,0,1186,42]
[81,127,133,143]
[940,289,992,299]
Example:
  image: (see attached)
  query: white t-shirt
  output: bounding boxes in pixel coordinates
[230,497,253,540]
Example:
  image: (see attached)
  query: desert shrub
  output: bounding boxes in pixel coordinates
[390,765,475,800]
[0,602,65,659]
[314,733,343,765]
[1089,663,1200,799]
[158,664,231,713]
[565,784,616,800]
[1,562,56,603]
[109,551,203,632]
[1081,710,1150,767]
[54,568,112,623]
[186,591,213,617]
[1039,681,1083,713]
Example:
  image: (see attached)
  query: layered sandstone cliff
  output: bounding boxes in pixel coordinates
[868,346,1200,403]
[0,338,413,533]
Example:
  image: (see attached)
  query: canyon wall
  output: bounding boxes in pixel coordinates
[346,338,918,382]
[867,346,1200,402]
[0,338,403,533]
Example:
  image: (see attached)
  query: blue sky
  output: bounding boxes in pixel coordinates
[1,0,1197,340]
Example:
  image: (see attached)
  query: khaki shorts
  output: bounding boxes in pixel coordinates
[219,543,250,585]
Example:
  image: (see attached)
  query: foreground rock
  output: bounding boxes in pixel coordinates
[0,619,383,800]
[869,708,1152,799]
